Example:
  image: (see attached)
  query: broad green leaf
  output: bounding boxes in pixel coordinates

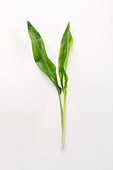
[58,22,73,90]
[27,21,61,94]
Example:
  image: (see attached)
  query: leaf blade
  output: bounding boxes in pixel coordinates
[27,21,61,94]
[58,22,73,89]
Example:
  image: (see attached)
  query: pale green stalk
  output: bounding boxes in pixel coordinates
[58,94,63,128]
[61,88,67,149]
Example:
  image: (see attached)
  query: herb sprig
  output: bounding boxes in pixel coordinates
[27,21,73,148]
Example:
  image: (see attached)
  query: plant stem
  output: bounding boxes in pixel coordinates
[61,88,67,149]
[58,93,63,136]
[58,88,67,149]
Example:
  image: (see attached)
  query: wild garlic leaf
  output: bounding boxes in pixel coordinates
[27,21,61,94]
[58,22,73,90]
[27,21,73,148]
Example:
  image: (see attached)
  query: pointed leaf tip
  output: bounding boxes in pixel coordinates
[68,21,70,26]
[27,21,32,30]
[27,21,29,27]
[66,22,70,29]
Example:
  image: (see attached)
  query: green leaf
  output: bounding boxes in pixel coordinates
[58,22,73,90]
[27,21,61,94]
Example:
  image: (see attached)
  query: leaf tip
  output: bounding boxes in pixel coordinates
[68,21,70,25]
[27,21,33,32]
[27,21,30,29]
[67,21,70,28]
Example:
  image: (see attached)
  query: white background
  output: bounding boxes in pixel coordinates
[0,0,113,169]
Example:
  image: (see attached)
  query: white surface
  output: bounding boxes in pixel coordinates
[0,0,113,169]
